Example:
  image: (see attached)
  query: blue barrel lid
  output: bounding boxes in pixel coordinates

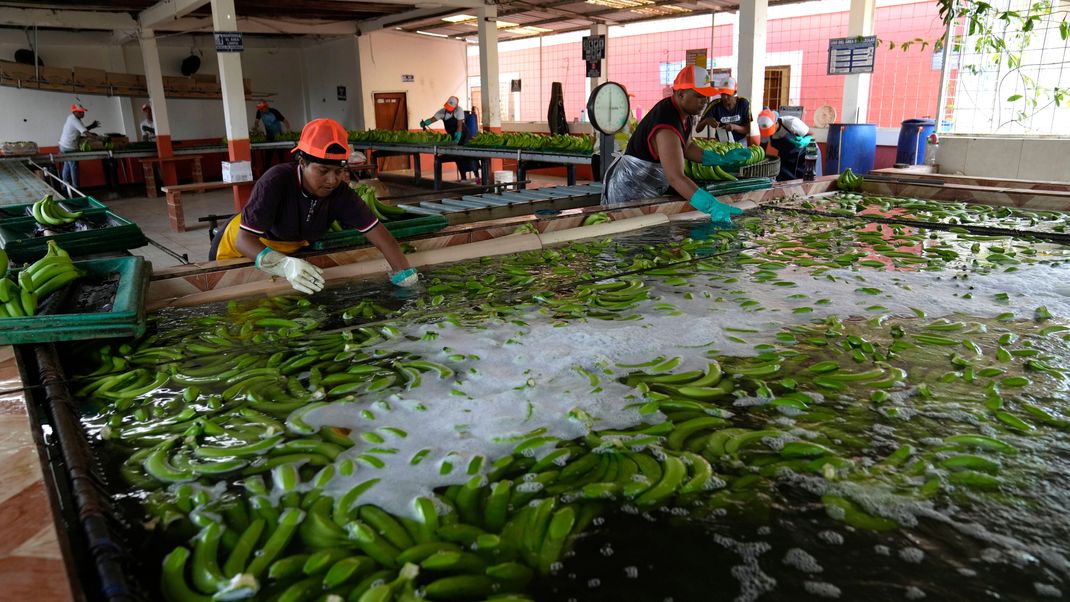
[901,118,935,126]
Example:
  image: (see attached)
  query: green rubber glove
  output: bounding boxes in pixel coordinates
[419,119,432,129]
[792,135,815,149]
[702,148,752,167]
[452,131,462,144]
[689,188,743,225]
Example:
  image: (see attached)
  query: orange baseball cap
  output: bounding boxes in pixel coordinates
[141,103,151,112]
[673,65,718,97]
[71,103,86,113]
[292,118,350,164]
[444,96,459,111]
[256,100,269,111]
[716,75,738,95]
[757,109,779,137]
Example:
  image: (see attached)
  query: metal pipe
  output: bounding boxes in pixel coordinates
[935,4,955,130]
[31,345,140,602]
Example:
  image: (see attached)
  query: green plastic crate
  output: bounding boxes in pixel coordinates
[0,256,150,344]
[0,196,109,223]
[0,211,147,263]
[310,214,448,251]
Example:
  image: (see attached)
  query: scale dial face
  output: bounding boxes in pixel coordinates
[587,82,630,135]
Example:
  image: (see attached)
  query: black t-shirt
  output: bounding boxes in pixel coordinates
[701,97,751,142]
[624,96,692,163]
[240,163,378,242]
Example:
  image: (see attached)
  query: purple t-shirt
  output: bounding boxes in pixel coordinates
[240,163,378,242]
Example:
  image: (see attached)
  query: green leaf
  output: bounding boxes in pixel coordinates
[1007,94,1023,102]
[1060,21,1068,41]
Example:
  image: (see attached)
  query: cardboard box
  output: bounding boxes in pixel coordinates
[163,75,196,94]
[106,72,146,96]
[222,161,253,183]
[37,66,74,85]
[0,60,38,83]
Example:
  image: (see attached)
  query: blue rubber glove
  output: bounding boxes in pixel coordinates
[701,147,752,167]
[689,188,743,225]
[389,268,418,287]
[791,134,815,149]
[452,131,462,144]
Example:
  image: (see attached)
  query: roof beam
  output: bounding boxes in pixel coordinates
[155,15,359,35]
[0,6,136,30]
[356,6,465,34]
[139,0,211,29]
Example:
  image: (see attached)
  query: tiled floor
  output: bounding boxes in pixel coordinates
[0,167,574,601]
[0,346,73,602]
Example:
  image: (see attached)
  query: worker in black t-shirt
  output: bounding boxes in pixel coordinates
[602,65,749,224]
[210,118,417,294]
[696,76,752,144]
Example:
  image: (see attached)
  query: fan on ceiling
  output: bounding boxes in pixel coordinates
[181,46,203,77]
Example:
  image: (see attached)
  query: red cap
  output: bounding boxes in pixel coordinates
[673,66,718,97]
[141,103,151,112]
[71,103,86,113]
[256,100,269,111]
[292,118,350,164]
[444,96,459,111]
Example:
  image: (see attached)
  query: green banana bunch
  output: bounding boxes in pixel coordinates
[837,168,864,192]
[467,132,594,154]
[0,241,82,318]
[0,248,7,277]
[31,194,83,227]
[691,139,765,166]
[349,183,407,223]
[347,130,451,145]
[581,212,611,227]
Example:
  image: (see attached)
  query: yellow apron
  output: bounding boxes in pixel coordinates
[214,215,309,260]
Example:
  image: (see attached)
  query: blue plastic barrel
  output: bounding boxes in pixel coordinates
[895,118,935,165]
[826,123,876,175]
[464,111,479,137]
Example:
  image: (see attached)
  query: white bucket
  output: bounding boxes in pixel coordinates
[494,170,515,184]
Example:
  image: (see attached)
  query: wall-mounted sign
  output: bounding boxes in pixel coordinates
[213,32,244,53]
[586,61,601,78]
[510,79,522,93]
[337,86,347,101]
[401,74,414,83]
[582,35,606,62]
[685,49,708,68]
[779,105,804,120]
[828,35,876,75]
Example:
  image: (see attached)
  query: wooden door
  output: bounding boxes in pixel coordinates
[373,92,410,172]
[763,67,790,111]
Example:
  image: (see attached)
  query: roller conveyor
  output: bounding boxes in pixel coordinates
[0,161,59,206]
[398,183,603,217]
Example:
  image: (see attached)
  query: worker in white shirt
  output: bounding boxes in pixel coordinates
[757,109,814,181]
[140,104,156,142]
[57,103,100,189]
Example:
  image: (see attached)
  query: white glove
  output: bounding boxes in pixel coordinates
[389,268,419,288]
[256,248,324,294]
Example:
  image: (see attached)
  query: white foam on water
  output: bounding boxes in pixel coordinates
[297,248,1070,520]
[1034,583,1063,598]
[782,548,824,573]
[904,585,927,599]
[817,530,844,545]
[899,547,925,564]
[803,581,842,598]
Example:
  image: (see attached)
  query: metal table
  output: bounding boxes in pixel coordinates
[0,160,59,205]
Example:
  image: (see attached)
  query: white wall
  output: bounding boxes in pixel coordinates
[0,30,127,145]
[357,31,468,130]
[301,36,363,131]
[937,135,1070,182]
[1,30,308,145]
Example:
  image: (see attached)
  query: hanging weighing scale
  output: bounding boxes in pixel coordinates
[585,81,630,181]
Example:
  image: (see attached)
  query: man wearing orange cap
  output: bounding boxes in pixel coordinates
[420,96,479,180]
[602,65,749,225]
[210,118,417,293]
[140,104,156,142]
[696,76,751,144]
[57,103,100,188]
[756,108,814,181]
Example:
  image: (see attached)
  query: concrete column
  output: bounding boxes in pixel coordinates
[708,11,716,69]
[139,29,177,187]
[211,0,253,209]
[737,0,767,141]
[841,0,876,123]
[477,4,501,131]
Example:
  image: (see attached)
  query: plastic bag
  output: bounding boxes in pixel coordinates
[602,154,669,208]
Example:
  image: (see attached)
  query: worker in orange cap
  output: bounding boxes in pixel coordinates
[602,65,749,225]
[254,100,293,170]
[57,103,101,189]
[757,108,814,181]
[210,118,417,293]
[140,103,156,141]
[420,96,479,180]
[696,75,751,143]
